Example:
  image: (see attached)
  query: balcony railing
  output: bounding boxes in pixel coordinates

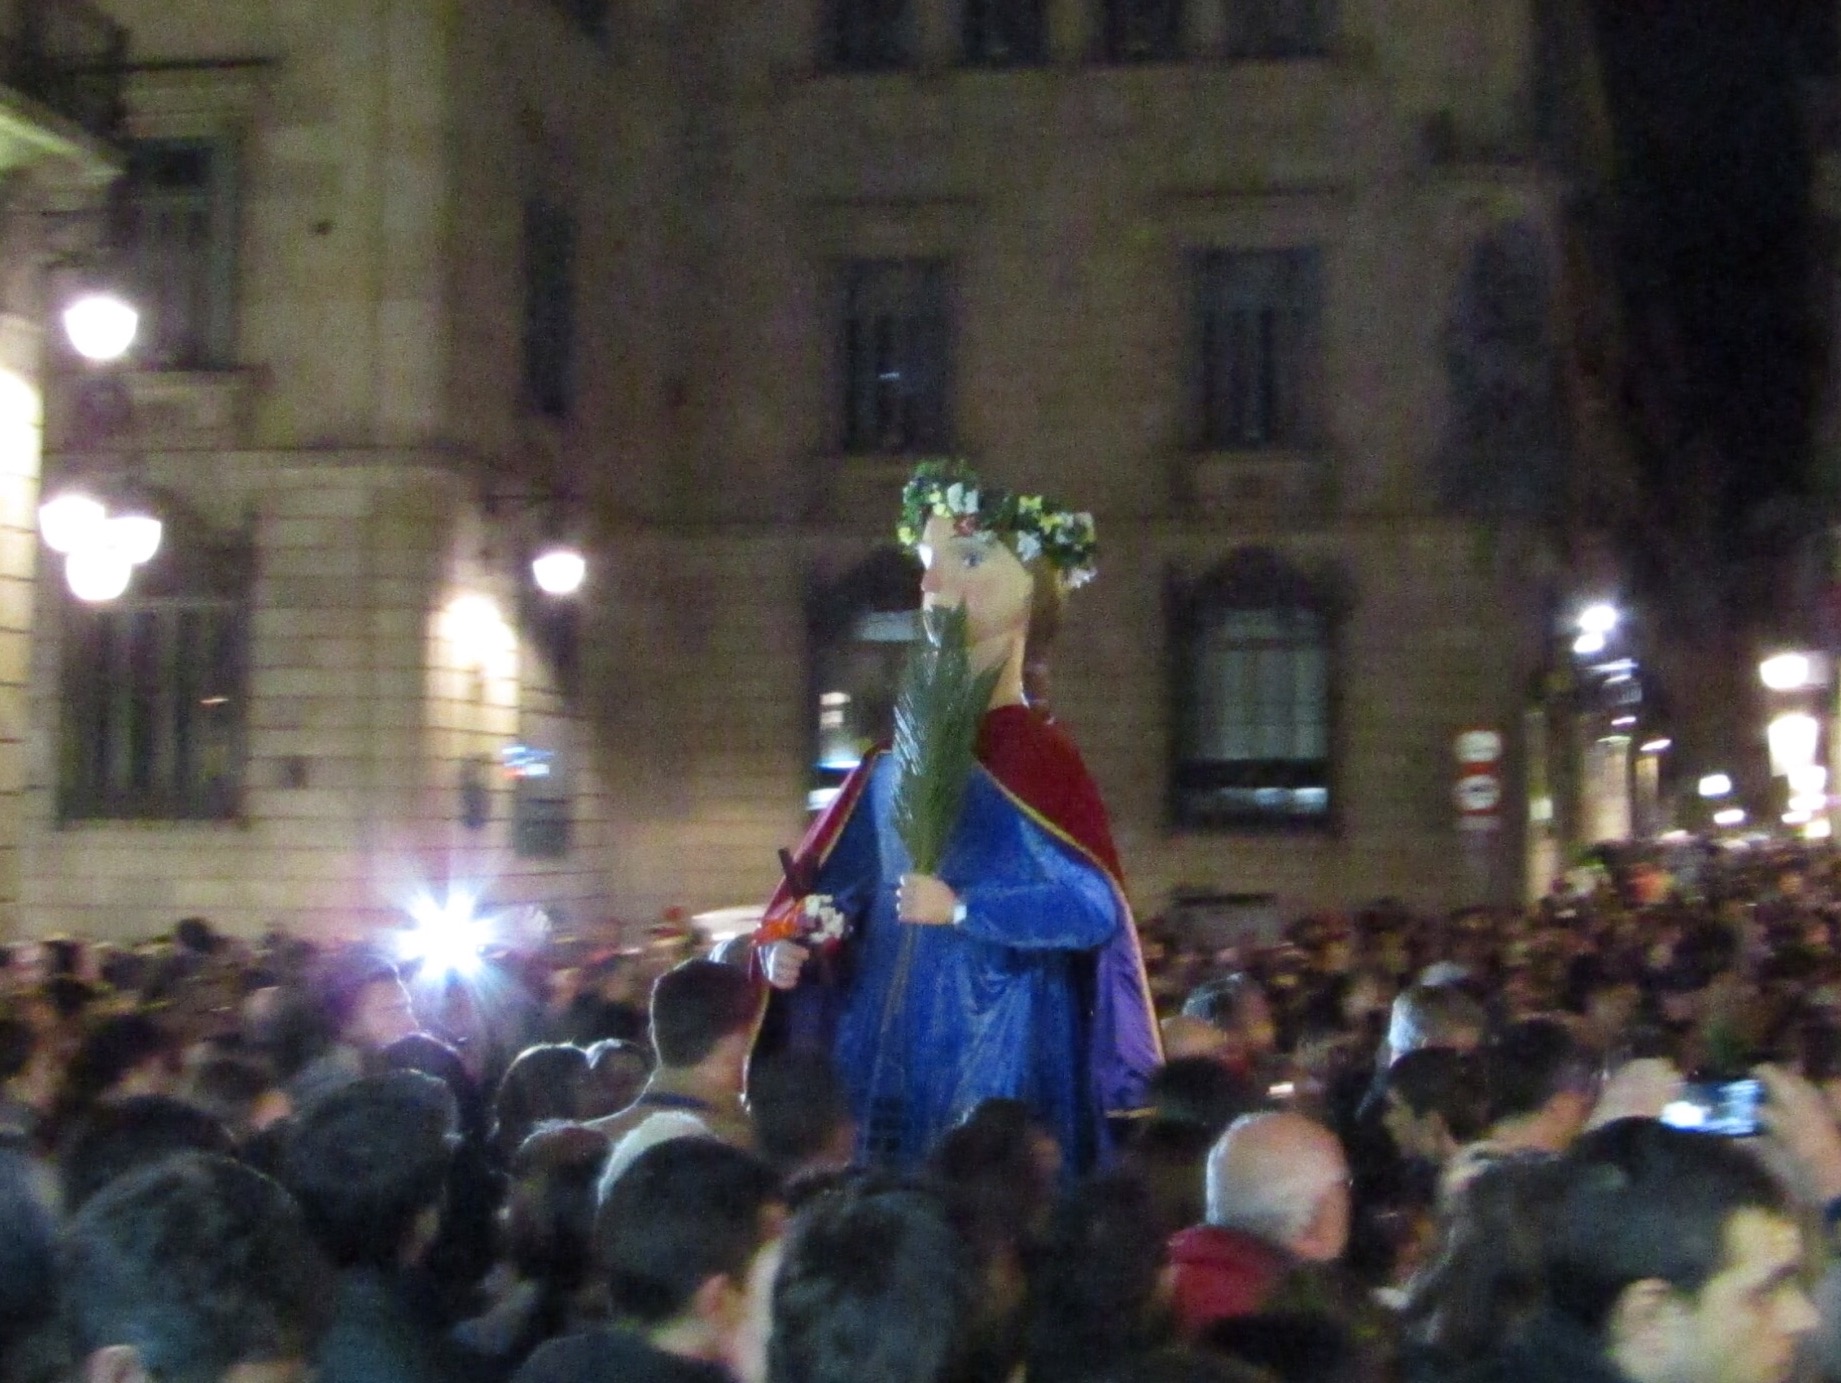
[0,0,125,142]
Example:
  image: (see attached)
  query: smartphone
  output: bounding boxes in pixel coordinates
[1659,1078,1765,1137]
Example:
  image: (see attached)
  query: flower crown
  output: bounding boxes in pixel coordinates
[896,460,1097,590]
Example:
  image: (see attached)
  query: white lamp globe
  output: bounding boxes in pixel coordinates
[107,512,162,566]
[62,293,139,363]
[38,491,106,554]
[64,545,132,602]
[531,545,586,596]
[1760,653,1813,692]
[1578,603,1619,636]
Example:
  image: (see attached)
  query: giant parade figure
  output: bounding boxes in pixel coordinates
[750,461,1161,1171]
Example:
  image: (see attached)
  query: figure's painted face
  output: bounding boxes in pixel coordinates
[917,513,1033,663]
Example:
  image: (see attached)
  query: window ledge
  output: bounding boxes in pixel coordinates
[48,366,266,453]
[1178,448,1333,521]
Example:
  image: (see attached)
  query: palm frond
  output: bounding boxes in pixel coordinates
[890,605,1000,874]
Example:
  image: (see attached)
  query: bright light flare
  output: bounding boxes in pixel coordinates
[1698,774,1734,800]
[1760,653,1815,692]
[1640,739,1672,754]
[38,491,106,555]
[1572,631,1606,657]
[62,292,139,362]
[531,545,586,596]
[64,545,131,602]
[401,890,488,977]
[1712,808,1747,828]
[1578,604,1620,636]
[1768,713,1821,778]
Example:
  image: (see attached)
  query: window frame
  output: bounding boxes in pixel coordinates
[1191,245,1326,453]
[1167,550,1343,833]
[836,256,954,457]
[1097,0,1186,63]
[1222,0,1335,60]
[805,548,923,811]
[825,0,915,71]
[521,194,579,421]
[117,134,240,371]
[962,0,1049,66]
[58,592,250,824]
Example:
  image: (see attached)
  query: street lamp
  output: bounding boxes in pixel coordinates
[1578,603,1620,636]
[530,544,586,597]
[37,291,159,601]
[61,292,138,364]
[1760,653,1816,692]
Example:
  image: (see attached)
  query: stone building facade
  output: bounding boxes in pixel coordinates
[15,0,1599,940]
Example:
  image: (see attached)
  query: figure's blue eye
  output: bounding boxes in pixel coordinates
[963,550,984,568]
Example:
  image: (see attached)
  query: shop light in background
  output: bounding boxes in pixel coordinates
[1712,807,1747,828]
[1697,773,1734,799]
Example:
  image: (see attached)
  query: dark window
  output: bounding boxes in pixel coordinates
[808,549,921,811]
[1170,551,1337,829]
[61,596,247,822]
[543,0,611,43]
[522,197,578,419]
[1100,0,1184,61]
[1224,0,1333,58]
[1195,247,1323,450]
[120,138,237,369]
[840,259,951,454]
[827,0,913,70]
[964,0,1047,64]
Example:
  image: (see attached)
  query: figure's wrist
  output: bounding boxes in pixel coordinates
[951,901,967,927]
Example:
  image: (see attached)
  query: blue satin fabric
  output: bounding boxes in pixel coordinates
[808,755,1124,1170]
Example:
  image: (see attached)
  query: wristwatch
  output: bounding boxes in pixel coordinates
[951,901,967,926]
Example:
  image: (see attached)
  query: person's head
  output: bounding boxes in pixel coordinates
[53,1013,180,1130]
[60,1096,239,1211]
[502,1124,609,1288]
[1481,1018,1598,1151]
[1401,1152,1564,1364]
[282,1071,458,1269]
[316,949,416,1052]
[581,1038,652,1119]
[1385,985,1486,1064]
[930,1098,1060,1257]
[1147,1057,1261,1137]
[1205,1112,1349,1263]
[594,1138,782,1379]
[649,959,758,1082]
[59,1153,330,1383]
[749,1050,856,1177]
[1547,1119,1813,1383]
[493,1044,590,1157]
[184,1055,292,1144]
[770,1184,975,1383]
[1380,1048,1489,1165]
[1026,1172,1172,1383]
[1182,975,1277,1067]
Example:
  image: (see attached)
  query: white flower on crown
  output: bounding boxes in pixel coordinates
[943,482,980,517]
[1014,531,1043,563]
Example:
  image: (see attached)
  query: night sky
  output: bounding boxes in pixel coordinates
[1592,0,1837,595]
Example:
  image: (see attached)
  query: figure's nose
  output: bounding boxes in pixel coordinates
[919,563,944,595]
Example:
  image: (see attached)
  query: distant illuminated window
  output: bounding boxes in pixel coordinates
[809,549,922,808]
[1170,549,1340,829]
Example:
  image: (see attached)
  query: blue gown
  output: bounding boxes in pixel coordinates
[797,754,1127,1169]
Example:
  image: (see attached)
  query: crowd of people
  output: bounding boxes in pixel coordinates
[8,840,1841,1383]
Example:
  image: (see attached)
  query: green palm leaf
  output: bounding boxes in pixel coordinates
[891,605,1001,875]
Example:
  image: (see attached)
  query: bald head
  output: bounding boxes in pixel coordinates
[1204,1111,1349,1262]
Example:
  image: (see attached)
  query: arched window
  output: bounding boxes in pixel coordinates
[1169,549,1341,829]
[806,547,922,811]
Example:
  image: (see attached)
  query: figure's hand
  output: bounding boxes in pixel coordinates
[1757,1064,1841,1202]
[897,873,959,926]
[762,940,810,991]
